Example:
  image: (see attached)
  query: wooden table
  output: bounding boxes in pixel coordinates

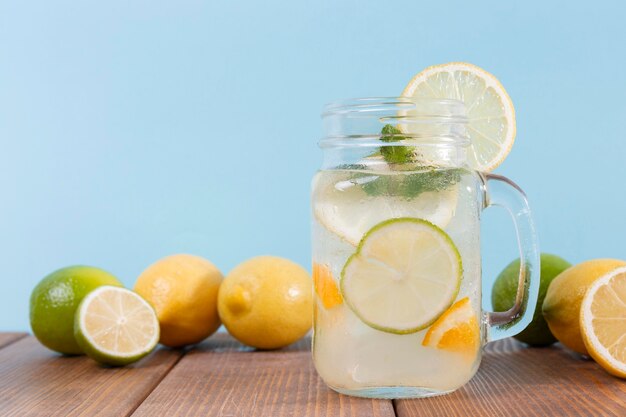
[0,332,624,416]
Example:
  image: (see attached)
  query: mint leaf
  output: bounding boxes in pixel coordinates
[361,168,463,198]
[402,168,463,196]
[334,125,463,198]
[380,124,414,164]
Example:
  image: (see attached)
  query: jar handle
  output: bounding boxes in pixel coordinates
[481,173,541,342]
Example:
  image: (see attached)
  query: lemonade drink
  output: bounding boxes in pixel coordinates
[312,167,483,397]
[312,92,539,399]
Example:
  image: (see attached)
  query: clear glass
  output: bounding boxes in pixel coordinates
[311,98,540,399]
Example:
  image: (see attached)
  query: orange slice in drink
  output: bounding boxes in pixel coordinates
[313,263,343,309]
[422,297,480,361]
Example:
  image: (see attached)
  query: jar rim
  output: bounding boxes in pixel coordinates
[320,97,470,149]
[321,97,468,123]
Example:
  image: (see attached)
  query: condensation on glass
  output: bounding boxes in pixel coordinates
[311,98,540,399]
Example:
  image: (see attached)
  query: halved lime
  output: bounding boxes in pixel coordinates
[340,218,462,334]
[74,286,160,366]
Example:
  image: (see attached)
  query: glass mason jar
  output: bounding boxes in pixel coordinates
[311,98,540,399]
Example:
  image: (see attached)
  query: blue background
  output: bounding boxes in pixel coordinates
[1,1,625,331]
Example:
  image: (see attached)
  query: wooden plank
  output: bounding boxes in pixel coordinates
[395,338,626,417]
[132,335,395,417]
[0,333,27,349]
[0,336,183,417]
[199,331,312,353]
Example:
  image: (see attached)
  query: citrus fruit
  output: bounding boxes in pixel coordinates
[30,266,122,354]
[218,256,312,349]
[402,62,516,171]
[492,253,571,346]
[542,259,626,354]
[422,297,479,361]
[340,217,462,334]
[133,254,223,348]
[74,286,159,366]
[580,266,626,378]
[313,170,458,246]
[313,263,343,309]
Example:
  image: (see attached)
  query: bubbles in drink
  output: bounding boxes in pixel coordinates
[312,167,483,395]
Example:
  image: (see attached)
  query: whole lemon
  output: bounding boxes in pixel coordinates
[30,266,122,354]
[218,256,312,349]
[134,254,223,347]
[542,258,626,354]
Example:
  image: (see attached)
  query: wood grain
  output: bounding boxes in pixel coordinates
[0,336,183,417]
[395,339,626,417]
[0,333,26,349]
[199,331,313,353]
[132,335,394,417]
[1,333,624,417]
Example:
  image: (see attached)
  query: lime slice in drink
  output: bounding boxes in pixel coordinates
[74,286,160,366]
[340,218,462,334]
[313,171,458,246]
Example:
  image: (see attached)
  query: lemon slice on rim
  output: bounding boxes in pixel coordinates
[340,217,462,334]
[402,62,516,171]
[580,266,626,378]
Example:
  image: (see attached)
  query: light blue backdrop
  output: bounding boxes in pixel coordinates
[1,1,625,331]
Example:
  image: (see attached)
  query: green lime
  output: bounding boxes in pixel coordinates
[492,253,571,346]
[74,286,159,366]
[30,266,122,354]
[341,217,462,334]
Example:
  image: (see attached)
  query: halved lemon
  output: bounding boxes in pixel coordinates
[402,62,516,171]
[313,263,343,309]
[422,297,480,361]
[580,266,626,378]
[313,171,458,246]
[340,218,462,334]
[74,286,160,366]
